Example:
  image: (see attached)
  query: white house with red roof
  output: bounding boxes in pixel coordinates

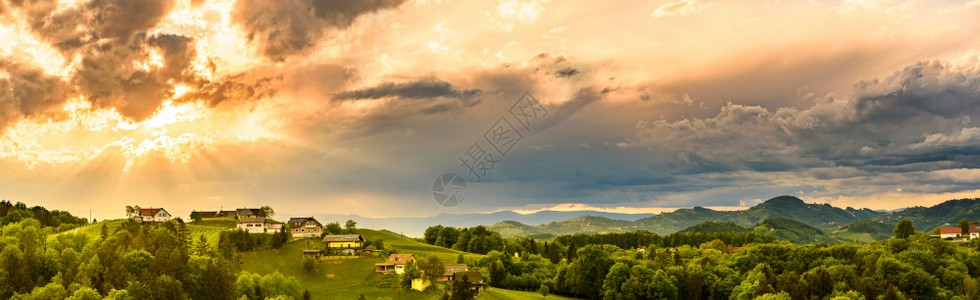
[135,208,172,223]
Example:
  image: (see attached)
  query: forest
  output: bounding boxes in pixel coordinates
[425,223,980,299]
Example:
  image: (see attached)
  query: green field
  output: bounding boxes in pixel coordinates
[478,287,577,300]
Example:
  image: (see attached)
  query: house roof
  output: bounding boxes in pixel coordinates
[238,216,266,224]
[139,208,164,216]
[940,227,962,234]
[443,264,469,276]
[197,211,219,218]
[970,225,980,233]
[237,208,262,216]
[385,254,415,265]
[452,271,483,284]
[288,217,321,227]
[322,234,363,242]
[218,210,237,217]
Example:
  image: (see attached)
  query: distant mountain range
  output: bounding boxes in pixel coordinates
[312,195,980,241]
[488,195,885,238]
[313,210,654,237]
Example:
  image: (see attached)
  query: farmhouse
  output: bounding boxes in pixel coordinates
[288,217,323,238]
[940,227,963,239]
[375,254,415,274]
[439,264,469,281]
[971,225,980,239]
[322,234,364,255]
[237,216,266,233]
[135,208,172,223]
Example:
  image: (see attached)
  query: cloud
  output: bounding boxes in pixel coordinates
[651,0,714,18]
[0,0,217,123]
[334,79,481,101]
[73,33,199,120]
[88,0,176,41]
[0,61,68,129]
[233,0,405,60]
[13,0,175,51]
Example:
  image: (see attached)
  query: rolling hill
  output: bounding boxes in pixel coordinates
[837,198,980,241]
[490,196,884,237]
[678,217,832,244]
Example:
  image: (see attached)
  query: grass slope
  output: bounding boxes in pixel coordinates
[63,218,234,247]
[240,229,503,299]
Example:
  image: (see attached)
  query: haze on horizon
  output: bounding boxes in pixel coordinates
[2,0,980,221]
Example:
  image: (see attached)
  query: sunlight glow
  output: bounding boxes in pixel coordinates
[0,91,280,171]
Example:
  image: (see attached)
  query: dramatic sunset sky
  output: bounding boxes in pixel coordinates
[2,0,980,220]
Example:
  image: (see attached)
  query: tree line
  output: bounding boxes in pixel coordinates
[0,217,306,299]
[422,225,506,255]
[0,200,87,231]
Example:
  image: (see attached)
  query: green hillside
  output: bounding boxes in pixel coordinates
[753,217,831,244]
[679,221,750,233]
[239,228,496,299]
[839,198,980,241]
[677,218,833,244]
[489,215,635,239]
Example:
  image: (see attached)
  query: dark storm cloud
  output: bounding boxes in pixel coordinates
[851,61,980,123]
[535,87,600,132]
[334,80,481,101]
[0,61,68,129]
[626,60,980,176]
[554,67,580,78]
[233,0,405,61]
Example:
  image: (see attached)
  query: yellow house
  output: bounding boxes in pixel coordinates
[322,234,364,255]
[375,254,415,274]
